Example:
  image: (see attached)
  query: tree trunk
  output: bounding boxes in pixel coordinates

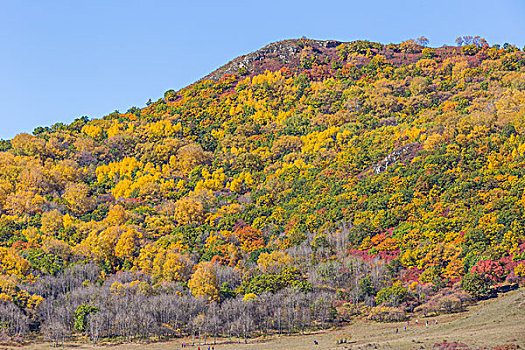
[278,309,282,335]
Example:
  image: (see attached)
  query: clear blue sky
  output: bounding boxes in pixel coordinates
[1,0,524,140]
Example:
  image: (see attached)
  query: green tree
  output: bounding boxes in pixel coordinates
[74,304,99,333]
[460,273,494,300]
[375,281,409,306]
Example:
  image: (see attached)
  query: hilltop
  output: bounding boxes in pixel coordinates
[202,38,465,81]
[0,36,524,346]
[202,39,344,80]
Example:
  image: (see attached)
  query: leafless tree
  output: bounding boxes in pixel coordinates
[42,320,68,348]
[0,302,29,338]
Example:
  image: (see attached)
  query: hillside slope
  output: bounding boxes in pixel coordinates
[0,37,524,345]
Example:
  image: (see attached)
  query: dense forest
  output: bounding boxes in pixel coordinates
[0,36,524,346]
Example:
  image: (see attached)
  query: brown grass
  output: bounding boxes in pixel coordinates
[13,288,525,350]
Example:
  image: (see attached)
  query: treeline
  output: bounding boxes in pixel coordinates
[1,236,481,346]
[2,263,334,346]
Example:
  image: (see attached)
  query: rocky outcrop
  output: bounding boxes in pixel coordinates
[373,143,419,174]
[201,39,347,81]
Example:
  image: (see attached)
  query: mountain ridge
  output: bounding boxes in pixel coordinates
[199,37,463,83]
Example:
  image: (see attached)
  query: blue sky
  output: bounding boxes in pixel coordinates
[1,0,524,140]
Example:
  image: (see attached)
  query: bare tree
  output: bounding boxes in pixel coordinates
[42,320,68,348]
[0,303,29,338]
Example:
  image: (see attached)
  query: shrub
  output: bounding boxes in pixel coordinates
[437,296,462,313]
[415,288,472,316]
[461,273,494,299]
[421,47,436,59]
[414,299,439,316]
[461,45,480,56]
[375,281,409,306]
[470,259,506,283]
[368,306,407,322]
[514,262,525,280]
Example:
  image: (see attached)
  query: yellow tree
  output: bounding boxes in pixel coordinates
[103,205,128,226]
[144,215,175,239]
[0,248,30,277]
[177,144,209,175]
[135,244,159,275]
[188,261,219,301]
[115,227,142,260]
[93,226,120,266]
[4,190,46,216]
[63,182,94,216]
[173,197,204,226]
[257,251,292,274]
[10,133,46,157]
[40,210,64,237]
[161,250,193,282]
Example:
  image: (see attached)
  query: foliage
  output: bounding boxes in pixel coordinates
[367,306,407,322]
[238,267,311,295]
[0,37,523,343]
[461,273,494,299]
[188,261,219,301]
[375,281,409,306]
[74,304,99,332]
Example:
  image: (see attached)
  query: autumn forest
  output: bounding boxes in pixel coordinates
[0,36,524,346]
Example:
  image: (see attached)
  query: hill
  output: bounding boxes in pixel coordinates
[0,36,524,346]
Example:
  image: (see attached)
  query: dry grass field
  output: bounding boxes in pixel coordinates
[13,288,525,350]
